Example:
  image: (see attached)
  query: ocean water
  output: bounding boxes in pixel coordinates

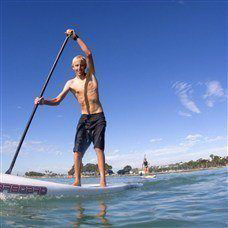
[0,168,227,227]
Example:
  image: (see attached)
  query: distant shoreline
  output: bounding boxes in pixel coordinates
[155,166,227,175]
[23,166,227,178]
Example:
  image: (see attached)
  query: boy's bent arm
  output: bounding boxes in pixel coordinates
[36,80,71,106]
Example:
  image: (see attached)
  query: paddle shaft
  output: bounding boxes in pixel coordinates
[5,35,71,174]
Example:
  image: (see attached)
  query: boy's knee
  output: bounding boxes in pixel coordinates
[95,148,104,153]
[74,151,83,158]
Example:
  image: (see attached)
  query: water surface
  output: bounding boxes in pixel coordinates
[1,168,227,227]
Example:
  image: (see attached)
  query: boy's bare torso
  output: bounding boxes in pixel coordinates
[69,74,103,114]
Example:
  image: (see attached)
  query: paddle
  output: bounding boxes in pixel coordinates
[5,32,73,174]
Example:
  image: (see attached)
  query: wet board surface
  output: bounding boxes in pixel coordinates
[0,173,141,197]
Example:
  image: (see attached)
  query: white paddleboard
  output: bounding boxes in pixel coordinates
[141,174,156,179]
[0,173,141,197]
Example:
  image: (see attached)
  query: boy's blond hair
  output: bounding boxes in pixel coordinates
[72,55,87,67]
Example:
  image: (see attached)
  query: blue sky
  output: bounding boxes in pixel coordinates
[1,1,227,174]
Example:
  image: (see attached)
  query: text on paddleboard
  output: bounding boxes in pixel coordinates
[0,182,47,195]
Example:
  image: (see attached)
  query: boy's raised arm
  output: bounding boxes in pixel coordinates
[66,29,95,76]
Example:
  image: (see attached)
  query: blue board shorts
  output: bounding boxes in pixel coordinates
[73,112,106,155]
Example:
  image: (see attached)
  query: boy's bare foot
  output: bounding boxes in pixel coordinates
[100,181,106,188]
[72,182,81,186]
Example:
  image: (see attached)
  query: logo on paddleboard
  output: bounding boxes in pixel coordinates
[0,182,47,195]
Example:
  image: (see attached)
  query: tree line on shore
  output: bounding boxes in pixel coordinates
[116,154,228,175]
[25,170,65,177]
[149,154,228,173]
[25,163,113,177]
[67,163,113,176]
[25,154,227,177]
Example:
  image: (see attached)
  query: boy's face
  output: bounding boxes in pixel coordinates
[72,59,87,76]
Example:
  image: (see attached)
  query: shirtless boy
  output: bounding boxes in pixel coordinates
[35,29,107,187]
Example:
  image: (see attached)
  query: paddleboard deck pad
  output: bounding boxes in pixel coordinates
[0,174,141,197]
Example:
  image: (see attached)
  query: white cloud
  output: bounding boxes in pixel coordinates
[186,146,227,159]
[204,136,224,143]
[151,146,185,156]
[150,138,162,143]
[104,133,226,170]
[204,81,225,97]
[180,134,203,147]
[3,133,225,173]
[113,149,120,154]
[180,134,226,148]
[185,134,203,141]
[178,111,192,117]
[1,135,63,157]
[89,158,97,163]
[203,81,226,107]
[1,139,19,155]
[173,81,201,114]
[55,151,63,156]
[104,149,144,171]
[34,164,69,173]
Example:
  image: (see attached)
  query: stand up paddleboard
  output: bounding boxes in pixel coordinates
[141,174,156,179]
[0,174,141,197]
